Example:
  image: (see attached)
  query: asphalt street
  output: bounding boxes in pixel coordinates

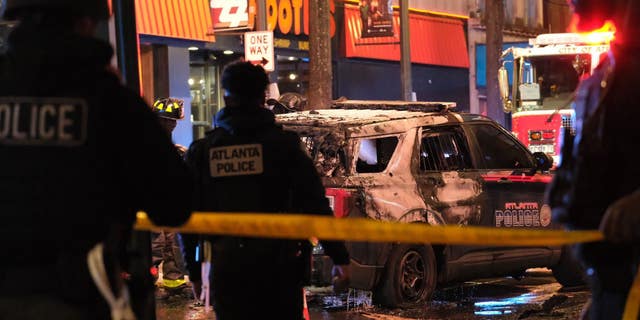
[156,268,590,319]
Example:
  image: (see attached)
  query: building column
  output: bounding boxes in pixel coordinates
[168,47,193,147]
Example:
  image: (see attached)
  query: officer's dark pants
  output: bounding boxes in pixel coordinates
[211,253,305,319]
[577,243,639,320]
[0,296,110,320]
[210,237,307,320]
[152,231,187,280]
[0,264,110,320]
[213,276,304,320]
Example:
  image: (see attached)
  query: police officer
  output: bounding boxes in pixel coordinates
[183,61,350,320]
[547,0,640,319]
[150,97,189,291]
[0,1,192,319]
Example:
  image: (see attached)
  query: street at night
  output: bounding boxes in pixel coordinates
[157,269,590,319]
[2,0,639,319]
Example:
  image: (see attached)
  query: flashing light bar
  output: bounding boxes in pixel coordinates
[530,32,614,46]
[511,44,609,58]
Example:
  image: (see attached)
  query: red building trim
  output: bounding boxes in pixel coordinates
[344,5,469,68]
[136,0,215,43]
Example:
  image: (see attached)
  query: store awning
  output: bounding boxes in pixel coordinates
[344,6,469,68]
[136,0,215,43]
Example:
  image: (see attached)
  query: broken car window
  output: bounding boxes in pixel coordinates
[468,124,535,170]
[420,127,471,171]
[356,137,398,173]
[299,134,347,177]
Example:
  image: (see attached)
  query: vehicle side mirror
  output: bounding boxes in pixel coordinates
[498,66,513,113]
[532,152,553,171]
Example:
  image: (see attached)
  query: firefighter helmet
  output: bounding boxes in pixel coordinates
[153,98,185,120]
[2,0,110,20]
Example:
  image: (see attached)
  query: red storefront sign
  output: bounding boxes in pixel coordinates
[344,4,469,68]
[211,0,256,31]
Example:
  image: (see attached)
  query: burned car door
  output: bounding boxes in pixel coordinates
[345,131,436,290]
[416,125,481,225]
[464,122,555,273]
[415,125,494,278]
[351,132,428,222]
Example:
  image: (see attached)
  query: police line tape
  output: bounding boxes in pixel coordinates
[628,271,640,320]
[134,212,637,320]
[135,212,603,246]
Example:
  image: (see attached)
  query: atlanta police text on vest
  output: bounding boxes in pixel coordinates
[209,144,264,177]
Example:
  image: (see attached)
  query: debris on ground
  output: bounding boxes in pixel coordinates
[518,294,569,319]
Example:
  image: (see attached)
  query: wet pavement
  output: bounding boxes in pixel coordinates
[156,269,590,319]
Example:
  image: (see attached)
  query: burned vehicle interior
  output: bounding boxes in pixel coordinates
[276,100,579,307]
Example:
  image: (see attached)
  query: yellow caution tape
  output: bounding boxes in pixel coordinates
[624,265,640,320]
[135,211,639,317]
[135,212,603,246]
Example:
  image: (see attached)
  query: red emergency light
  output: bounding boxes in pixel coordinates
[569,18,617,44]
[542,131,555,140]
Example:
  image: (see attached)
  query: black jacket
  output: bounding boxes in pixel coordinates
[547,46,640,269]
[184,106,349,284]
[548,47,640,230]
[0,25,192,265]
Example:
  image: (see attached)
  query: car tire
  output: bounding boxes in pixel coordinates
[552,245,586,287]
[374,244,437,307]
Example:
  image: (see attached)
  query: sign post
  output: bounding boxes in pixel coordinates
[244,31,274,72]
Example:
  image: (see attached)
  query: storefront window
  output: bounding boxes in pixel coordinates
[189,51,246,139]
[276,55,309,96]
[189,60,219,140]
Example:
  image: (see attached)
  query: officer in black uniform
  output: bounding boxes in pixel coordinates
[183,61,350,320]
[0,1,192,319]
[150,97,190,292]
[546,0,640,319]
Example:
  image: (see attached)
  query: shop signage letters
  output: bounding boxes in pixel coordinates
[211,0,337,38]
[264,0,336,37]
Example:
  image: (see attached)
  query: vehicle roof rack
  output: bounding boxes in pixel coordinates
[331,100,456,112]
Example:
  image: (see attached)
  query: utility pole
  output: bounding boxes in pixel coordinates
[308,0,332,110]
[400,0,412,101]
[113,0,141,94]
[486,0,505,126]
[256,0,267,30]
[112,1,154,319]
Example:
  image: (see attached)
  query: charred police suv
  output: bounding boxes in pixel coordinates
[276,100,583,307]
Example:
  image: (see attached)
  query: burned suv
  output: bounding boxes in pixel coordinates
[276,100,582,307]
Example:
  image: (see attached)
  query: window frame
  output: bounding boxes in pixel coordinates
[417,125,475,172]
[353,134,401,175]
[463,122,536,171]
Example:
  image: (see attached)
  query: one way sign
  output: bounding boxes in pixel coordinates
[244,31,274,72]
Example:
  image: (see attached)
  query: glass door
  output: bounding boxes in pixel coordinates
[189,62,220,140]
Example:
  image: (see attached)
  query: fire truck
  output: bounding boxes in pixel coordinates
[499,31,613,165]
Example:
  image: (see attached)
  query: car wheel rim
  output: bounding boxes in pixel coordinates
[400,250,426,301]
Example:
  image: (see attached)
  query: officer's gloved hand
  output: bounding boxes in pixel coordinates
[600,190,640,243]
[331,264,351,294]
